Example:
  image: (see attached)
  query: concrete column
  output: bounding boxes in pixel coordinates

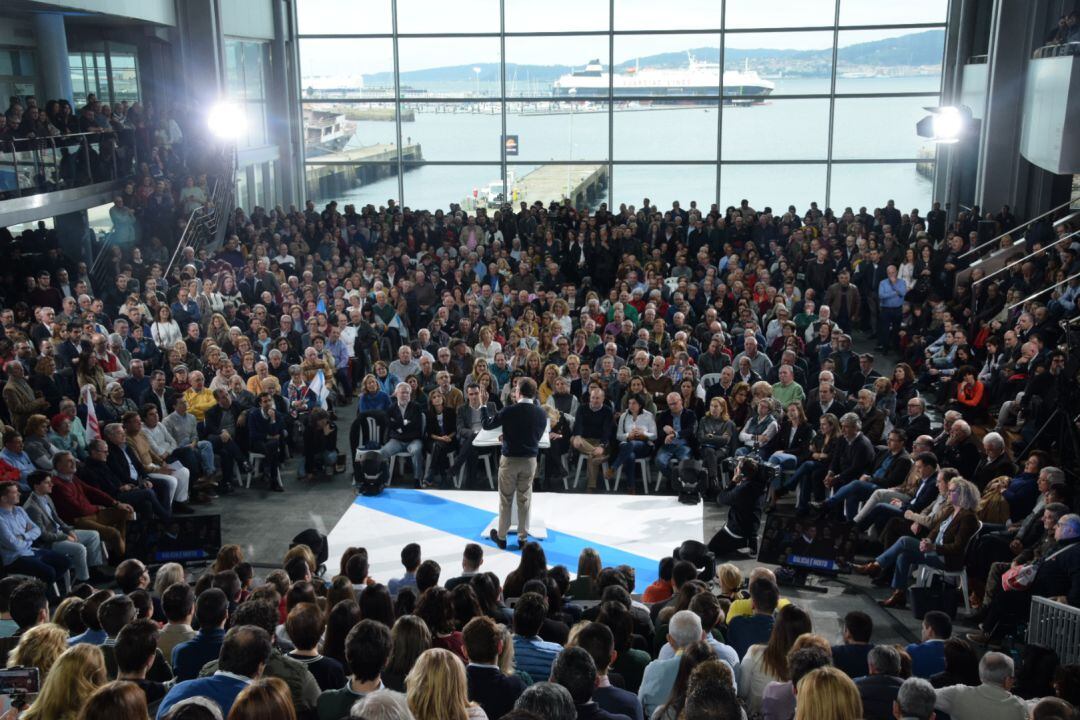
[975,0,1039,214]
[271,0,299,207]
[33,13,74,103]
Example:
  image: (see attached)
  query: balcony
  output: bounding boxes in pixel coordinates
[1019,44,1080,175]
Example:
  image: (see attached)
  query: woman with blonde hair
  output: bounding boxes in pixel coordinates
[226,677,295,720]
[794,666,863,720]
[715,563,743,602]
[8,623,69,680]
[76,680,149,720]
[22,643,107,720]
[405,648,485,720]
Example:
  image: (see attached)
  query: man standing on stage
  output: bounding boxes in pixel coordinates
[484,377,548,550]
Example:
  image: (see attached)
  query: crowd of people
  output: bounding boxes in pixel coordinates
[1,92,194,203]
[1,163,1080,718]
[0,539,1078,720]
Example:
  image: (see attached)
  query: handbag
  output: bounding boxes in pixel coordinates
[909,575,960,619]
[1001,544,1071,592]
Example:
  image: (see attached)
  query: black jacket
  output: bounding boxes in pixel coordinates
[1031,537,1080,607]
[105,441,149,484]
[575,701,632,720]
[655,408,697,448]
[594,685,644,720]
[386,401,424,442]
[465,664,526,720]
[805,399,849,428]
[939,438,981,480]
[972,453,1018,492]
[829,433,876,485]
[762,421,815,462]
[855,674,904,720]
[831,643,873,680]
[895,412,931,447]
[203,403,244,443]
[868,448,912,489]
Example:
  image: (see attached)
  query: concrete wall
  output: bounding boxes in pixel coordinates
[0,16,36,46]
[31,0,176,27]
[221,0,274,39]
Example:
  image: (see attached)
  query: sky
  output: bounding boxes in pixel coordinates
[296,0,947,77]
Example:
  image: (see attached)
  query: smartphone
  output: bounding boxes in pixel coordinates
[0,666,40,696]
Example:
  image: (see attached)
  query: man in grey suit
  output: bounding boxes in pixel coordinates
[25,470,110,584]
[449,385,498,487]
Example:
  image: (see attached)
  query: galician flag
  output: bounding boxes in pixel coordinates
[309,369,330,409]
[82,385,100,441]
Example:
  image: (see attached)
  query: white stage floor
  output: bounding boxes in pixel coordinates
[326,489,704,589]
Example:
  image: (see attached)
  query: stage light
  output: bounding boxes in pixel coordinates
[915,105,972,144]
[206,101,246,140]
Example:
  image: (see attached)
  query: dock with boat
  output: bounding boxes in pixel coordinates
[464,163,608,211]
[304,143,424,199]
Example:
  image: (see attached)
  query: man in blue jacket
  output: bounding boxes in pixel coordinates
[172,589,229,681]
[157,624,271,719]
[247,391,286,491]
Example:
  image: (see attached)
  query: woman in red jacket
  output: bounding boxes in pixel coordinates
[950,365,986,424]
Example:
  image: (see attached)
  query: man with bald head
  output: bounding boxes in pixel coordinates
[655,392,696,489]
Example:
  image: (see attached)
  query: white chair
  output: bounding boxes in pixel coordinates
[387,416,426,482]
[607,458,654,493]
[915,520,983,614]
[571,453,609,491]
[423,450,455,488]
[451,451,498,489]
[244,450,282,489]
[365,416,381,446]
[700,373,723,389]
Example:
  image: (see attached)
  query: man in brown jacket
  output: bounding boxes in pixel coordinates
[824,269,861,333]
[2,360,49,433]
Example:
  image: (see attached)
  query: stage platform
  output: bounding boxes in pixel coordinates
[326,489,704,589]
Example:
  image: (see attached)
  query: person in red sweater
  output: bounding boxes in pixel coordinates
[642,557,675,604]
[950,366,986,424]
[49,451,134,558]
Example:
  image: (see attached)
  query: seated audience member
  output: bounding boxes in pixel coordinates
[512,591,563,681]
[171,588,229,681]
[638,610,705,718]
[158,583,197,662]
[727,576,781,659]
[316,619,392,720]
[761,641,833,720]
[114,618,170,709]
[285,602,347,692]
[515,681,578,720]
[738,605,812,715]
[831,611,875,680]
[855,645,905,720]
[0,480,71,594]
[24,469,110,584]
[574,621,644,720]
[463,615,527,720]
[906,611,952,679]
[99,594,172,682]
[70,589,114,645]
[445,543,484,591]
[893,677,938,720]
[156,625,273,719]
[642,557,676,605]
[388,542,421,598]
[933,652,1027,720]
[552,645,633,720]
[794,666,864,720]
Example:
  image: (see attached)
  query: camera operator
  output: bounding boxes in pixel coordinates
[709,456,771,556]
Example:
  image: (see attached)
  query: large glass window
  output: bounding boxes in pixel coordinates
[294,0,946,210]
[225,39,271,148]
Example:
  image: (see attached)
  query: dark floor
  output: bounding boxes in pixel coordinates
[206,329,942,646]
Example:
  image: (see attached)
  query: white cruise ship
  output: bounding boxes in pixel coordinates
[552,58,775,103]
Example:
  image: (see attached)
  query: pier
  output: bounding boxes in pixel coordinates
[517,164,608,209]
[304,143,423,199]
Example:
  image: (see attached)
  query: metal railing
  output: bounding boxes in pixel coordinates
[961,195,1080,261]
[164,149,237,278]
[0,129,133,198]
[1033,41,1080,59]
[1027,595,1080,664]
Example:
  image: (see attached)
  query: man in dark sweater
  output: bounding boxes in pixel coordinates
[821,412,876,496]
[576,622,644,720]
[831,611,875,680]
[463,616,526,720]
[483,377,548,549]
[570,387,615,492]
[552,646,632,720]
